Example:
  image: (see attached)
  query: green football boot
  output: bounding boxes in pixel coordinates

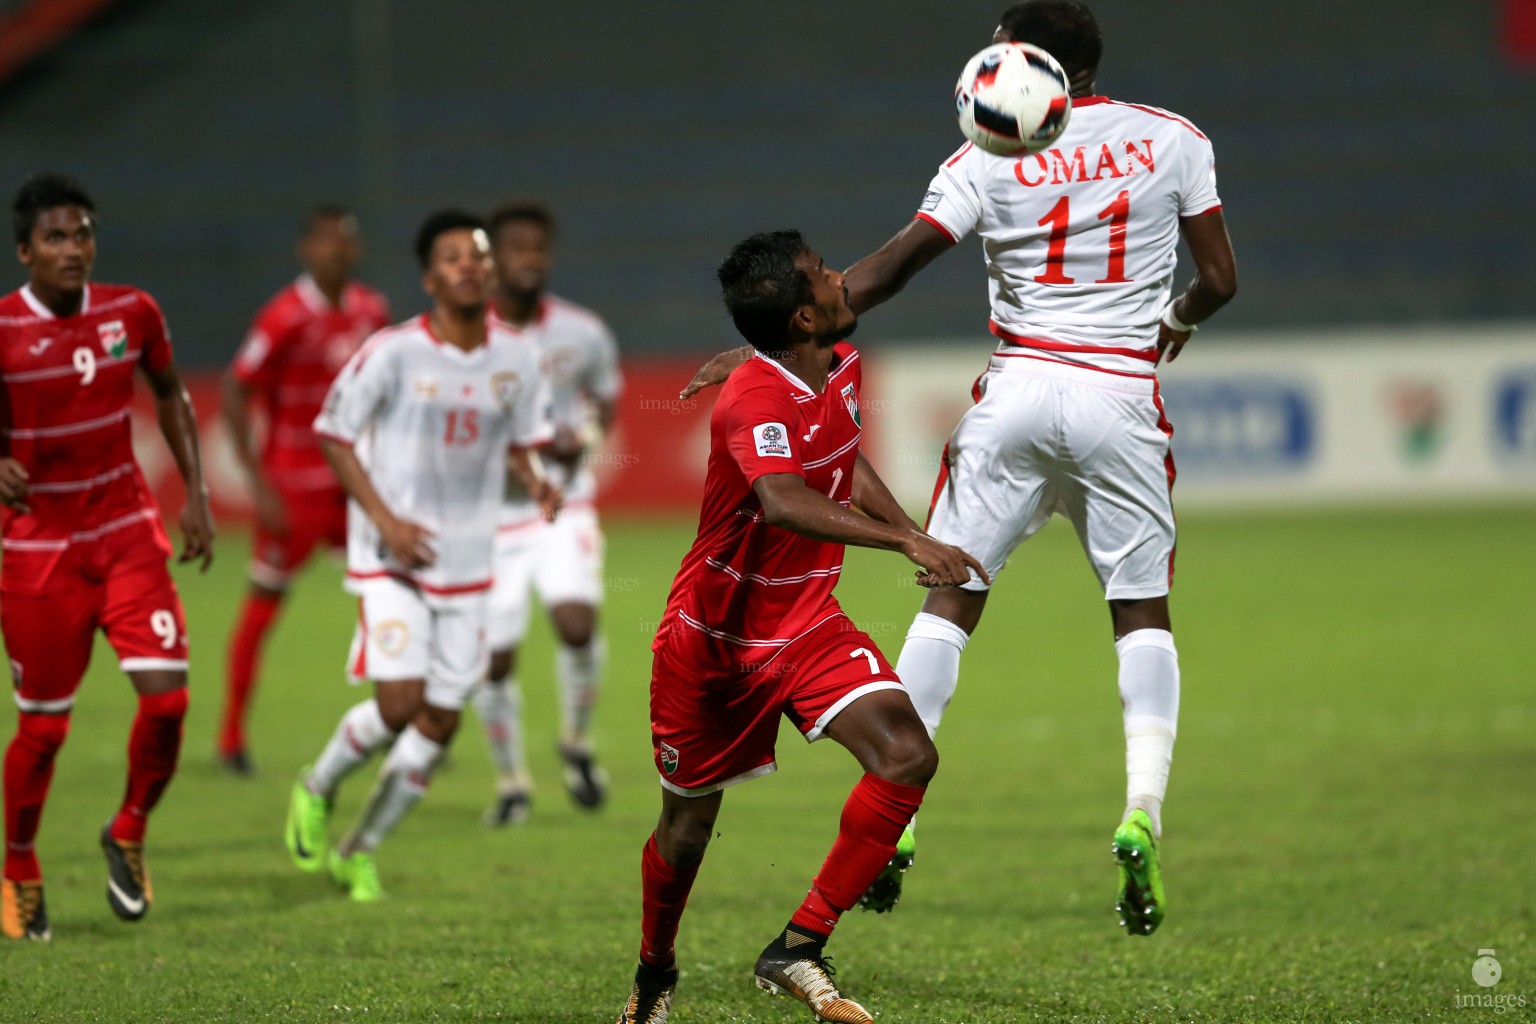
[1112,809,1164,936]
[327,849,383,903]
[858,825,916,913]
[284,769,331,873]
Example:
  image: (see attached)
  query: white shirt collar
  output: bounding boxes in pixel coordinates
[19,283,90,319]
[752,350,817,396]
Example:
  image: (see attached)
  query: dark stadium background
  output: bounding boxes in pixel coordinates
[3,0,1534,367]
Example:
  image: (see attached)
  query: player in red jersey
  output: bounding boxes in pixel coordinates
[217,206,389,775]
[0,174,215,940]
[616,231,985,1024]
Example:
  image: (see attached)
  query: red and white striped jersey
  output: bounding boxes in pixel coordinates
[656,342,863,657]
[229,274,390,492]
[314,315,552,604]
[918,96,1222,373]
[0,283,174,593]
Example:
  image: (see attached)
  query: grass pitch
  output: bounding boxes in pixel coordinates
[0,506,1530,1023]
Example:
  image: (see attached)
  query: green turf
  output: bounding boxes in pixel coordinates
[1,507,1530,1022]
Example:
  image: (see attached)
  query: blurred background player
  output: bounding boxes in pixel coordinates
[617,231,985,1024]
[681,0,1237,936]
[283,210,555,902]
[473,202,622,825]
[0,173,215,940]
[217,205,389,776]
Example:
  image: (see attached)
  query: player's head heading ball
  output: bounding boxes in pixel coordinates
[13,172,95,246]
[996,0,1102,84]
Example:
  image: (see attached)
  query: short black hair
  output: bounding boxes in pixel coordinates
[301,203,356,237]
[13,172,95,245]
[413,208,486,268]
[717,230,815,351]
[997,0,1102,81]
[488,201,555,244]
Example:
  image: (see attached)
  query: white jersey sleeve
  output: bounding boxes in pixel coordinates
[314,332,398,444]
[509,370,554,449]
[1176,128,1221,216]
[918,142,985,243]
[582,318,623,402]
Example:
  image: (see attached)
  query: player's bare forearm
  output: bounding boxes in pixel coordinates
[595,397,617,437]
[319,437,392,528]
[845,219,954,315]
[219,372,265,487]
[144,362,215,569]
[851,453,920,532]
[755,472,910,552]
[1170,209,1238,326]
[679,346,752,400]
[508,446,563,519]
[755,473,986,588]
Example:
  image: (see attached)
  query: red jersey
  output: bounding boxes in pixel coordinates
[0,283,175,594]
[657,342,865,659]
[230,275,389,490]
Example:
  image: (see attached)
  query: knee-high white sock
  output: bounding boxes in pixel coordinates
[895,612,970,739]
[556,636,604,749]
[472,677,530,793]
[1116,628,1180,839]
[308,699,395,798]
[343,725,443,854]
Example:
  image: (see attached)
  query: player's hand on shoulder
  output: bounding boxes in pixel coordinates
[903,529,990,588]
[0,457,30,514]
[679,345,753,400]
[379,515,436,569]
[178,493,216,573]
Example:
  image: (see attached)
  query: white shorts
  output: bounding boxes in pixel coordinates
[345,576,489,710]
[487,504,604,651]
[926,354,1176,600]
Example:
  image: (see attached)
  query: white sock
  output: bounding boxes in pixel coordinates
[556,636,604,749]
[895,612,970,738]
[309,699,395,798]
[344,725,443,854]
[472,676,530,793]
[1116,628,1180,839]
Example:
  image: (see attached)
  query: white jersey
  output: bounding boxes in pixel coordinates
[919,95,1221,374]
[492,295,622,520]
[314,314,552,603]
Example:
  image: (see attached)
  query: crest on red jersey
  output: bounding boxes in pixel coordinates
[658,742,680,775]
[97,320,127,359]
[840,383,861,428]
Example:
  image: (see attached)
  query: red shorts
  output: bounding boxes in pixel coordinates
[249,487,347,589]
[2,522,187,712]
[650,612,903,796]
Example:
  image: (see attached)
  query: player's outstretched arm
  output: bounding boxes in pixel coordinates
[850,452,921,532]
[754,472,987,588]
[143,361,214,572]
[679,345,752,401]
[844,218,955,316]
[1158,209,1238,365]
[318,436,435,569]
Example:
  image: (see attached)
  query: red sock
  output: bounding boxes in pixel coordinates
[638,833,702,967]
[790,773,925,938]
[3,713,71,881]
[220,590,283,756]
[111,689,188,844]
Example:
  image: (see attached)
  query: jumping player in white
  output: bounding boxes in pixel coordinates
[474,202,622,826]
[283,210,556,901]
[682,0,1238,935]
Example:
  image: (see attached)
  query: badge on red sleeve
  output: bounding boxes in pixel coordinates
[753,422,791,458]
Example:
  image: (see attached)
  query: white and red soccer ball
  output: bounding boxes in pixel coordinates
[955,42,1072,156]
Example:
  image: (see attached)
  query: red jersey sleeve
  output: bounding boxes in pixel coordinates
[230,298,290,386]
[135,290,174,374]
[722,381,807,486]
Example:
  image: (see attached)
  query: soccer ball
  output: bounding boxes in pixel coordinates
[955,42,1072,156]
